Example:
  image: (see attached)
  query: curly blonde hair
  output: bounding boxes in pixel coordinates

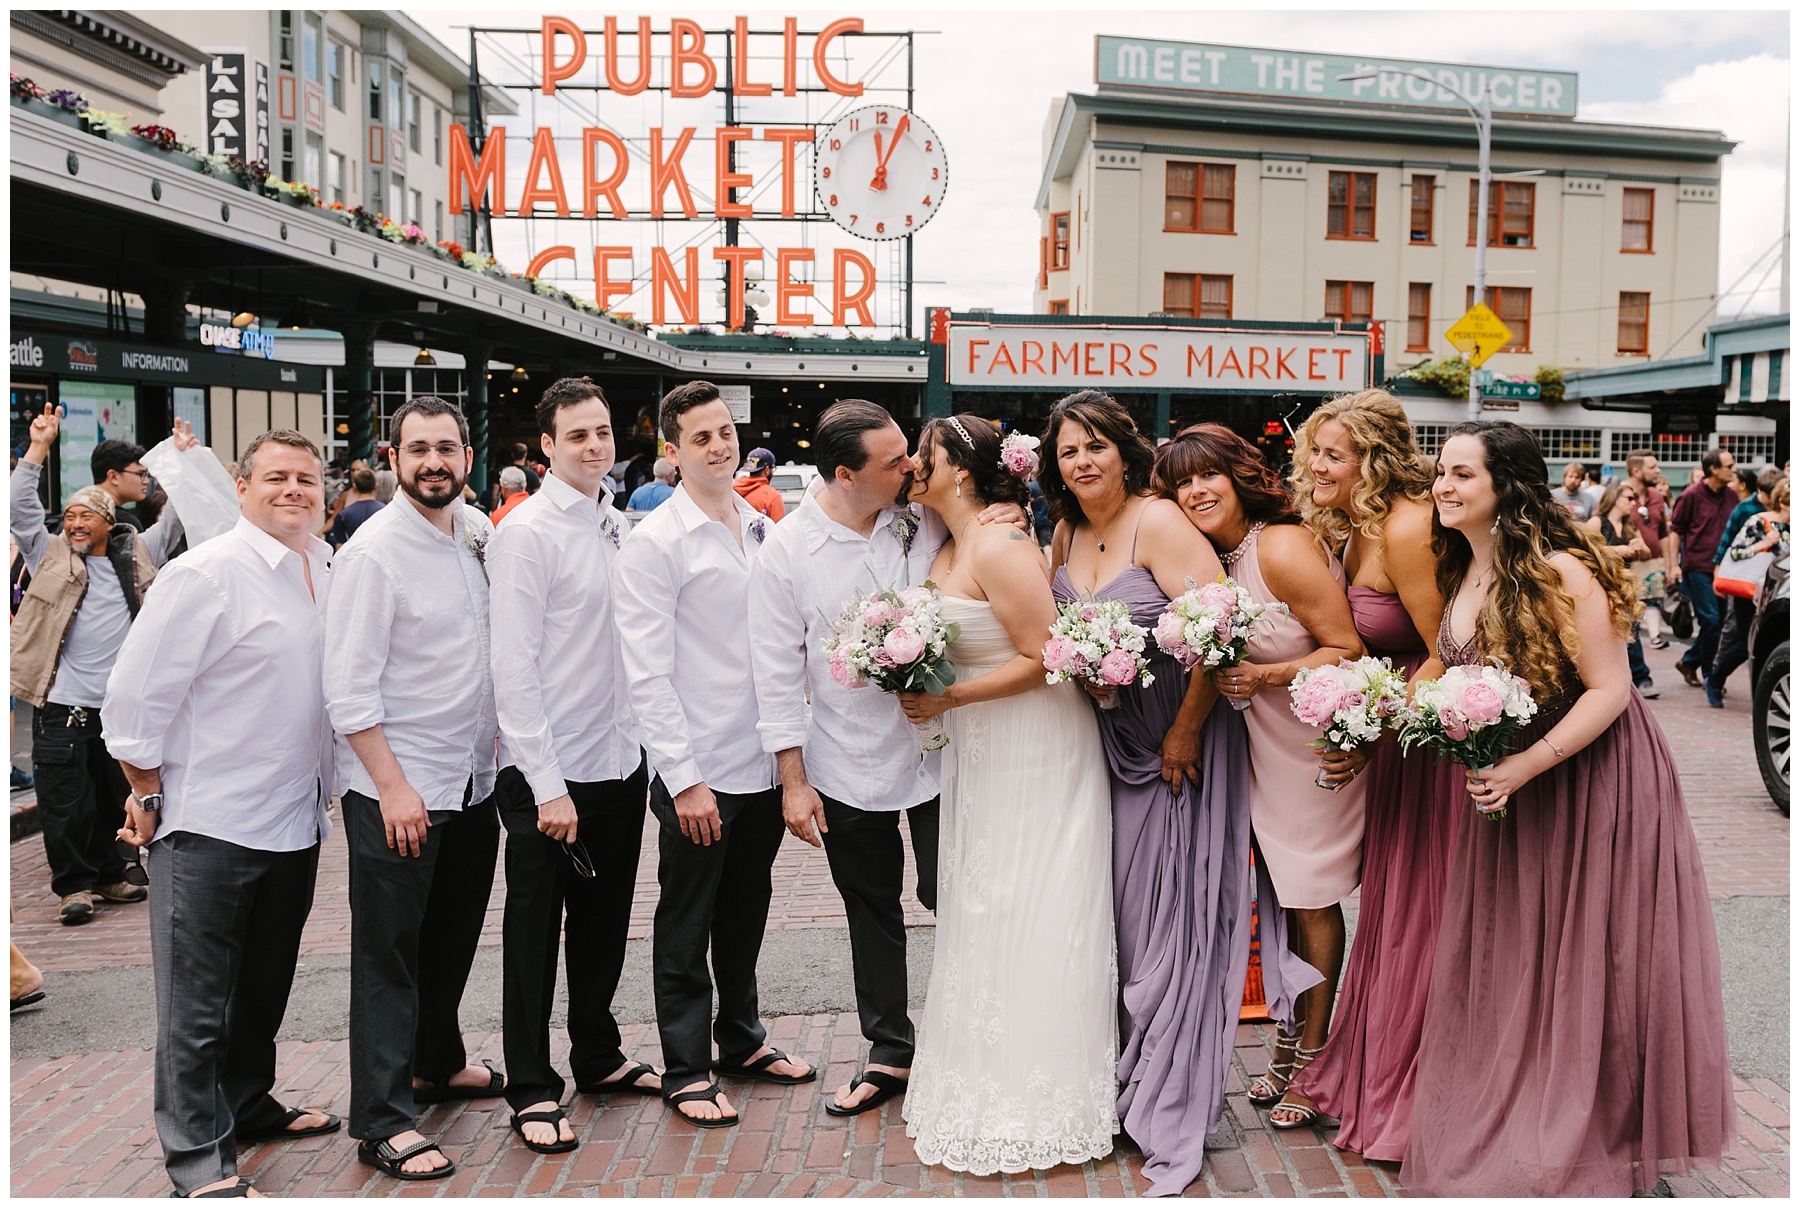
[1290,389,1435,552]
[1432,422,1640,697]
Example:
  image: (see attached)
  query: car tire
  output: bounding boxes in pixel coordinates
[1752,640,1789,816]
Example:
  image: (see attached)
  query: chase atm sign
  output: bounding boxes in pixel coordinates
[1097,37,1578,118]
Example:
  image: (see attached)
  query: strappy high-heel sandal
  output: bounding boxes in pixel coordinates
[1247,1030,1301,1106]
[1268,1044,1327,1130]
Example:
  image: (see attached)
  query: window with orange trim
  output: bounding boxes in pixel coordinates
[1409,174,1434,243]
[1468,181,1535,248]
[1051,212,1070,270]
[1324,280,1374,323]
[1164,162,1235,233]
[1162,274,1233,320]
[1327,172,1376,240]
[1406,283,1432,351]
[1622,189,1654,252]
[1048,300,1069,315]
[1466,286,1532,351]
[1617,292,1650,353]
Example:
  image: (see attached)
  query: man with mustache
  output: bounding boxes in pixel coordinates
[324,396,503,1180]
[9,402,196,926]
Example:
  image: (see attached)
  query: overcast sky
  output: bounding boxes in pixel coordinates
[412,5,1790,334]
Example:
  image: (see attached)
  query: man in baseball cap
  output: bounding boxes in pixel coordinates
[732,448,786,520]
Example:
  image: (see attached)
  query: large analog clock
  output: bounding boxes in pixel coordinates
[814,105,948,241]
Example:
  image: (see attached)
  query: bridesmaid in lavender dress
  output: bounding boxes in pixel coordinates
[1040,392,1312,1197]
[1405,422,1732,1195]
[1158,424,1366,1127]
[1280,391,1464,1150]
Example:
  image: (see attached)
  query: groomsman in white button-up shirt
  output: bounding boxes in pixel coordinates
[104,429,339,1198]
[323,397,503,1181]
[487,377,659,1156]
[613,381,816,1131]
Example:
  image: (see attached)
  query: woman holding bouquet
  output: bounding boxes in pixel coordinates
[1155,423,1365,1129]
[1039,392,1281,1197]
[1405,421,1731,1196]
[894,415,1117,1174]
[1279,391,1463,1148]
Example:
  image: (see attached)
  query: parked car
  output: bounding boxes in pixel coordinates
[1747,553,1789,814]
[769,463,821,512]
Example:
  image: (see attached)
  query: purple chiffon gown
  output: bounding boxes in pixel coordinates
[1053,556,1319,1197]
[1290,587,1463,1161]
[1401,591,1734,1196]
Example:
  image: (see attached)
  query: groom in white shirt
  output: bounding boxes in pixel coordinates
[614,381,815,1130]
[750,400,1022,1116]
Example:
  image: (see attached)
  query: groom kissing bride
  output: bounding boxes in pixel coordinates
[749,401,1025,1117]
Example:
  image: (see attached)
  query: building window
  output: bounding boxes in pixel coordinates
[302,13,322,84]
[1165,162,1235,233]
[1048,300,1069,315]
[1618,291,1650,354]
[1406,283,1432,351]
[277,10,294,71]
[1611,432,1702,465]
[1163,274,1233,320]
[279,128,295,182]
[1622,188,1654,252]
[409,188,423,227]
[1720,434,1778,465]
[1324,280,1374,324]
[1469,180,1536,248]
[303,131,323,190]
[433,106,443,166]
[392,173,406,217]
[1327,171,1377,240]
[1466,286,1532,351]
[435,199,444,242]
[1051,212,1070,270]
[408,92,421,154]
[327,39,344,110]
[1409,174,1434,243]
[387,71,404,132]
[1414,423,1449,457]
[367,60,382,122]
[1530,428,1603,461]
[329,151,345,203]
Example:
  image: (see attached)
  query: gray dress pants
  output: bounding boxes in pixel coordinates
[148,830,319,1196]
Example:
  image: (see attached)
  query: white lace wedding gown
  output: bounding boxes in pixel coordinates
[903,596,1119,1174]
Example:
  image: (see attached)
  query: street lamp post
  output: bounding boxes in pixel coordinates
[1340,67,1492,419]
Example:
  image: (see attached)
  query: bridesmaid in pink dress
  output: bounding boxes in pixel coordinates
[1404,421,1732,1195]
[1155,424,1366,1119]
[1280,391,1464,1148]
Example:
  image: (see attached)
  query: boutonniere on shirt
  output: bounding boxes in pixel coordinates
[750,516,769,544]
[461,528,490,583]
[599,511,624,550]
[890,514,919,557]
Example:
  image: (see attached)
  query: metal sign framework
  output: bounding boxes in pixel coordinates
[462,21,922,337]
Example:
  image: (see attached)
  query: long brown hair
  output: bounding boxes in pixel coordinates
[1153,423,1300,527]
[1432,422,1639,695]
[1290,389,1435,551]
[1036,391,1156,526]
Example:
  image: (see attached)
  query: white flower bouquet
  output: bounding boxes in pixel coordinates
[825,584,960,750]
[1153,575,1289,710]
[1288,657,1409,790]
[1395,663,1539,820]
[1044,597,1155,710]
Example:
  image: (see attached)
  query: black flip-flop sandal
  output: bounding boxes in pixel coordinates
[715,1047,817,1086]
[511,1107,579,1154]
[10,990,45,1010]
[168,1176,254,1197]
[823,1070,907,1117]
[412,1058,505,1104]
[665,1083,739,1129]
[576,1061,662,1097]
[357,1137,457,1181]
[236,1106,342,1145]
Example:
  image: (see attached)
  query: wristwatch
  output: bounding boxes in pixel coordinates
[133,792,163,814]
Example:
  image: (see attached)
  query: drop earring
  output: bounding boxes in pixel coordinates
[1491,518,1501,535]
[955,477,963,497]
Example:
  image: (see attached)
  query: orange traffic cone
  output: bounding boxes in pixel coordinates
[1240,849,1269,1022]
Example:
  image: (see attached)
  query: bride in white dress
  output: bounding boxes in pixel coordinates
[897,415,1118,1175]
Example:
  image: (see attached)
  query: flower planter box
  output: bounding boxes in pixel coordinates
[124,136,201,172]
[11,95,84,131]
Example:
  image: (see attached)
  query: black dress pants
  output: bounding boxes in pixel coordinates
[148,830,319,1195]
[817,794,939,1069]
[32,703,130,897]
[498,758,647,1112]
[343,788,500,1140]
[648,776,785,1090]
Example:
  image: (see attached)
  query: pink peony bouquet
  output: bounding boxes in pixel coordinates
[1045,597,1154,710]
[1395,663,1539,820]
[1154,575,1289,711]
[825,584,960,750]
[1288,657,1409,790]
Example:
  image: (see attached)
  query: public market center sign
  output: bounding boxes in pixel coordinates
[1097,36,1578,117]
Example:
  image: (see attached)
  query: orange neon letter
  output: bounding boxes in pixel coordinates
[594,246,634,312]
[525,245,575,280]
[447,123,504,215]
[651,247,702,326]
[762,128,814,218]
[669,18,716,98]
[582,128,629,219]
[733,17,772,96]
[648,127,699,219]
[540,17,586,95]
[775,248,814,326]
[813,19,864,97]
[782,17,800,96]
[516,126,571,216]
[832,248,876,327]
[715,127,753,218]
[713,246,763,330]
[602,17,652,95]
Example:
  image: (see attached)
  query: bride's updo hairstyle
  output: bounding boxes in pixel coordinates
[916,414,1032,510]
[1430,420,1639,696]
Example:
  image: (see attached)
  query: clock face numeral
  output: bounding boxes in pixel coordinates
[814,105,948,242]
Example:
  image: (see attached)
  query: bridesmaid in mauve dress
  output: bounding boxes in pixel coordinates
[1404,422,1732,1196]
[1281,392,1465,1150]
[1039,393,1316,1197]
[1156,424,1365,1126]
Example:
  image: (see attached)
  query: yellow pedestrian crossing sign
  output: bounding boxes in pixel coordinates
[1444,304,1514,368]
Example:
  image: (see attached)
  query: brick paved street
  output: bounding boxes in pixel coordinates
[10,638,1788,1196]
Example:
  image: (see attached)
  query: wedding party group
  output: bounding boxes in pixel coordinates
[64,369,1733,1199]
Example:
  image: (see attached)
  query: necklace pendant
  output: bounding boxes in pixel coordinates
[1098,541,1106,552]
